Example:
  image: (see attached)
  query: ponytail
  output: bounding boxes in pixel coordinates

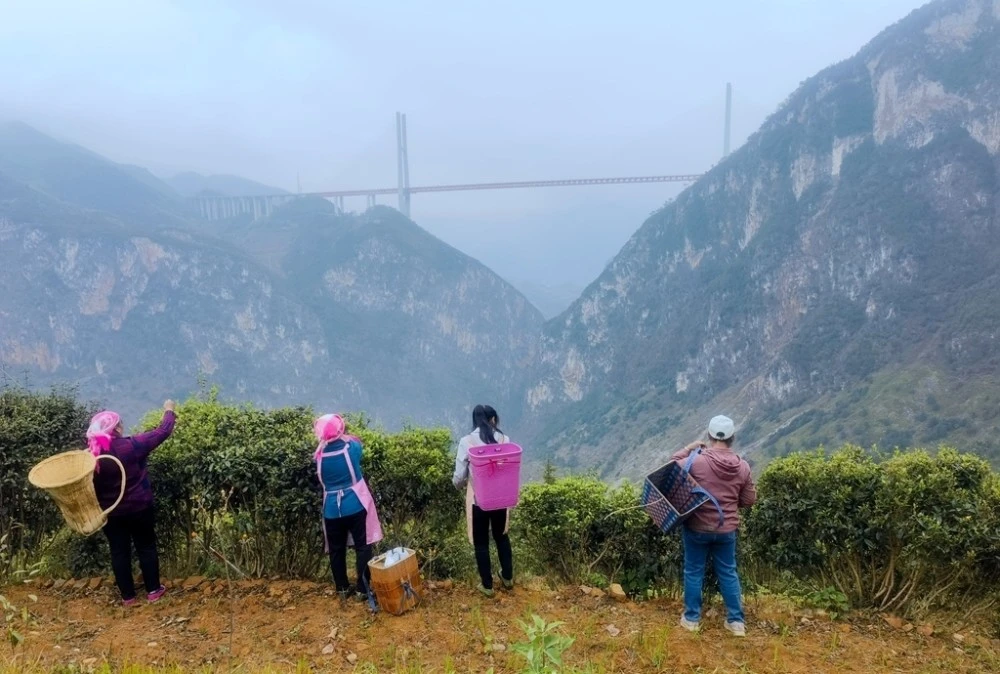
[471,404,502,445]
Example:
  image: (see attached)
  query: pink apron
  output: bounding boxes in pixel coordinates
[317,438,383,552]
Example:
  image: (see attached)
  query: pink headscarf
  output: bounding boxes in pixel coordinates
[313,413,346,459]
[86,410,121,457]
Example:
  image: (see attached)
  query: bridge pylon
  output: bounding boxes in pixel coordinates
[396,112,411,218]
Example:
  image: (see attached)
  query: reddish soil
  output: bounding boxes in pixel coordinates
[1,578,997,672]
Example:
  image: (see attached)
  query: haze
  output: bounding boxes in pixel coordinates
[0,0,927,300]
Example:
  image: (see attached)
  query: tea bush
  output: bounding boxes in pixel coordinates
[142,393,321,576]
[358,423,464,575]
[745,445,1000,611]
[5,386,1000,613]
[0,386,93,571]
[515,477,681,595]
[138,390,465,579]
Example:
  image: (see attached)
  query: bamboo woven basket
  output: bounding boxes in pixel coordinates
[28,451,126,536]
[368,548,422,616]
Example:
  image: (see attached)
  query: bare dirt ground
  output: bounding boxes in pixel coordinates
[1,578,998,673]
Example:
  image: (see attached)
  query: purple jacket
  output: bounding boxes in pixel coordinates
[93,411,176,516]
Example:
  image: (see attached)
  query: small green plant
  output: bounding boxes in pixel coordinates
[580,572,609,590]
[511,614,575,674]
[803,586,850,618]
[0,591,36,650]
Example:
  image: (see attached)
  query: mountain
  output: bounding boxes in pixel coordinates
[0,122,192,228]
[0,172,333,421]
[524,0,1000,477]
[0,130,542,429]
[4,0,999,473]
[167,172,287,198]
[207,198,544,430]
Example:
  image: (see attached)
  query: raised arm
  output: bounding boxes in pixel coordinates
[131,401,177,459]
[670,440,705,463]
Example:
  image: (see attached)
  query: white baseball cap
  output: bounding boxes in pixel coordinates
[708,415,735,440]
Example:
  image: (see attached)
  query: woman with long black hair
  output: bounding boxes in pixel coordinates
[453,404,514,597]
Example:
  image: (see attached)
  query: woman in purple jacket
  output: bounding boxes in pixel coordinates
[88,400,177,606]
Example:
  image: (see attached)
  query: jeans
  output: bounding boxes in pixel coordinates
[681,527,744,623]
[324,509,373,594]
[103,506,160,601]
[471,505,513,590]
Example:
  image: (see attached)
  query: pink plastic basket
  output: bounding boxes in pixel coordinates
[469,443,523,511]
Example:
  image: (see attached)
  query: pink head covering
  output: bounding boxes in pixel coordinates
[86,410,121,457]
[313,413,346,459]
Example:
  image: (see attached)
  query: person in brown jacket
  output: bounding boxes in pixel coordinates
[670,415,757,636]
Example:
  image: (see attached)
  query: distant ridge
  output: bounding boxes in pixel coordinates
[0,121,189,227]
[168,172,289,198]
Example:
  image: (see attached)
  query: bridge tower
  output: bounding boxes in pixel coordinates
[396,112,411,218]
[724,83,733,157]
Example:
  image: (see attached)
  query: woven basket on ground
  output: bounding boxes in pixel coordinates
[368,548,422,616]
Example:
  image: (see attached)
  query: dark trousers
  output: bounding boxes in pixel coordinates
[324,509,372,593]
[103,506,160,600]
[472,504,513,590]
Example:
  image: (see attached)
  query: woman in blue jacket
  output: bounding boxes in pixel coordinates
[314,413,382,599]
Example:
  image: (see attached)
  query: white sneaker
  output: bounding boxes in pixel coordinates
[725,621,746,637]
[679,617,700,632]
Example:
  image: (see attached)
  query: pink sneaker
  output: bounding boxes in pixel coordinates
[147,585,167,603]
[122,597,138,607]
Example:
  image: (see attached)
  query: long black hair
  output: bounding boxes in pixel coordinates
[472,404,502,445]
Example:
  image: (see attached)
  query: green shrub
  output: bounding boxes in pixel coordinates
[515,477,608,580]
[39,529,107,578]
[359,424,464,578]
[0,385,93,571]
[7,384,1000,616]
[745,446,881,573]
[745,445,1000,611]
[874,448,1000,610]
[515,477,680,595]
[142,392,321,577]
[136,390,466,579]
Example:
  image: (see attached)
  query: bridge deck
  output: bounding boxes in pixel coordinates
[193,174,701,201]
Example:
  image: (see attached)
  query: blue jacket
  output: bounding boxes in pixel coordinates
[318,437,365,519]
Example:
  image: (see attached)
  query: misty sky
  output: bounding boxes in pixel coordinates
[1,0,928,291]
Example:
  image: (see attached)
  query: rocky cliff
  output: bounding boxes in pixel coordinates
[525,0,1000,476]
[208,198,543,430]
[0,174,333,421]
[0,131,543,428]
